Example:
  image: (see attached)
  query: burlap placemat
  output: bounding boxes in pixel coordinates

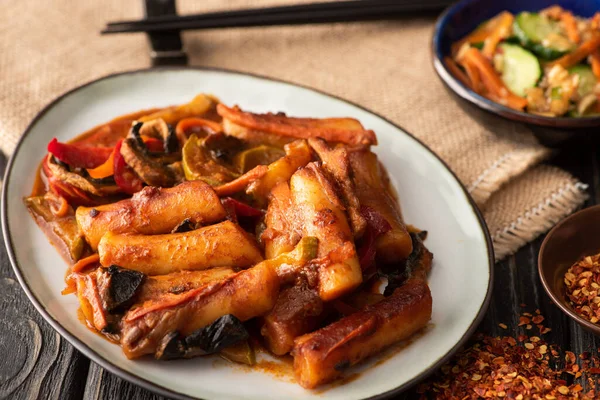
[1,0,588,260]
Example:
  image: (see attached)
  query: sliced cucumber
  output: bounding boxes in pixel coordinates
[513,12,573,60]
[569,64,598,97]
[499,43,541,97]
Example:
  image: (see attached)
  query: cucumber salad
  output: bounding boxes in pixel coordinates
[446,6,600,117]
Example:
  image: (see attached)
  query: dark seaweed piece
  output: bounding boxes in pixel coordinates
[131,122,145,148]
[100,324,121,342]
[77,168,117,186]
[121,138,177,187]
[155,314,249,361]
[101,323,119,335]
[171,218,195,233]
[381,232,432,296]
[185,314,249,356]
[52,155,69,169]
[130,121,160,157]
[130,121,181,158]
[203,133,245,164]
[155,331,187,361]
[88,175,117,186]
[106,265,145,312]
[164,124,179,154]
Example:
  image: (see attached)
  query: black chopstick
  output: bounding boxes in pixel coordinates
[102,0,452,35]
[107,0,401,27]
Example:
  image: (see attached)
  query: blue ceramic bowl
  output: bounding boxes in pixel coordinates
[432,0,600,145]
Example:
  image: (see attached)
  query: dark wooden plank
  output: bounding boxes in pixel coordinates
[0,151,89,400]
[83,362,165,400]
[0,240,90,391]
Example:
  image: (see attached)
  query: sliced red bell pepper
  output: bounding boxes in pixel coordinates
[42,157,94,206]
[221,197,264,219]
[47,138,113,169]
[48,179,94,207]
[113,140,144,194]
[357,205,392,271]
[141,136,164,152]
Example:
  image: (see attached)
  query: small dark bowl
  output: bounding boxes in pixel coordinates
[432,0,600,146]
[538,205,600,335]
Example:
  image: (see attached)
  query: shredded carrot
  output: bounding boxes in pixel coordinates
[125,280,229,322]
[462,48,528,110]
[459,57,482,93]
[83,274,108,330]
[62,273,77,295]
[592,12,600,30]
[443,57,471,88]
[451,11,514,56]
[214,165,268,196]
[591,49,600,79]
[486,91,530,112]
[482,12,514,58]
[561,11,581,44]
[72,253,100,273]
[175,118,222,145]
[551,35,600,69]
[541,5,564,20]
[49,195,69,217]
[87,149,116,179]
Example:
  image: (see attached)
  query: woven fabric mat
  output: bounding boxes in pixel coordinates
[1,0,589,260]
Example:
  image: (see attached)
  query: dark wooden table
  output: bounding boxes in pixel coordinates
[0,139,598,400]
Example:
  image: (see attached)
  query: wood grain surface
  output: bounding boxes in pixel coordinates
[1,140,598,399]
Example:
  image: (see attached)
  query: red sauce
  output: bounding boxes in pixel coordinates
[253,358,295,381]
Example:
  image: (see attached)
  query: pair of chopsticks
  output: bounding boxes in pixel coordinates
[102,0,453,34]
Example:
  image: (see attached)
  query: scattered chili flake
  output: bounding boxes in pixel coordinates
[541,327,552,335]
[558,385,570,394]
[499,323,508,329]
[590,368,600,374]
[417,311,600,399]
[519,316,531,326]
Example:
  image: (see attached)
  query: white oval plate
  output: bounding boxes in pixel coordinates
[2,68,493,400]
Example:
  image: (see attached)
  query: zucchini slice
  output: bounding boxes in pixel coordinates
[513,12,573,60]
[569,64,597,98]
[499,43,541,97]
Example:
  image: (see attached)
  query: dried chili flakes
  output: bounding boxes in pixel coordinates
[564,254,600,324]
[416,312,599,399]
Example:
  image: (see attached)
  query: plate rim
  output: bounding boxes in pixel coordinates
[1,66,495,400]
